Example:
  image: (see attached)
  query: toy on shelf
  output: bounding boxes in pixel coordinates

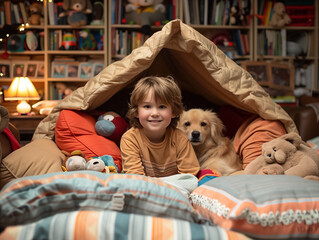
[125,0,166,35]
[59,32,77,50]
[269,2,291,28]
[79,29,96,50]
[28,2,44,25]
[95,112,128,146]
[59,0,93,27]
[90,0,104,25]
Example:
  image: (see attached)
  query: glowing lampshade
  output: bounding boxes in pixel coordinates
[5,77,40,114]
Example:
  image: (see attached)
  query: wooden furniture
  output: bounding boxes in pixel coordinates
[0,0,318,101]
[9,115,45,145]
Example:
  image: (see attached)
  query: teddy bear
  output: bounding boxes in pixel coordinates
[62,150,118,173]
[95,112,129,146]
[28,2,44,25]
[59,0,93,27]
[125,0,166,35]
[244,132,319,180]
[269,2,291,28]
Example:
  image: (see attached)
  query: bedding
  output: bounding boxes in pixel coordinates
[0,172,250,240]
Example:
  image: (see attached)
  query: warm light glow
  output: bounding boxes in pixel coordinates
[5,77,40,114]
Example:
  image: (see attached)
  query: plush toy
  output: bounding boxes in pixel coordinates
[229,5,244,25]
[125,0,166,35]
[95,112,129,146]
[244,133,319,180]
[269,2,291,28]
[79,29,96,50]
[59,32,77,50]
[62,150,117,173]
[28,2,44,25]
[59,0,93,27]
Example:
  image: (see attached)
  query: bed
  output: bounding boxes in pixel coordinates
[1,20,319,239]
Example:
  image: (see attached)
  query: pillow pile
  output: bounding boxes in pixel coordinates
[55,110,122,171]
[191,175,319,239]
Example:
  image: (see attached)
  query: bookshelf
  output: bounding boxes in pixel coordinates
[0,0,319,108]
[253,0,318,90]
[180,0,254,62]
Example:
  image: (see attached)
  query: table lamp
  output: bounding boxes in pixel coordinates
[4,77,40,114]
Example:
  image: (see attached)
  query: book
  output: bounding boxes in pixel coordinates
[48,0,55,25]
[4,1,11,25]
[183,0,190,24]
[19,2,28,24]
[12,3,21,24]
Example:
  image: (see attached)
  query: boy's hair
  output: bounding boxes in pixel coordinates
[127,76,183,128]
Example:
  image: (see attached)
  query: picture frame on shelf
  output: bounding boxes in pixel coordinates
[79,63,93,79]
[12,62,25,77]
[52,62,67,78]
[269,63,295,90]
[241,61,270,86]
[93,63,104,76]
[25,62,38,78]
[37,63,45,78]
[67,63,79,78]
[0,61,11,78]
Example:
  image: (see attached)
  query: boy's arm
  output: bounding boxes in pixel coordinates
[176,137,200,176]
[120,134,145,175]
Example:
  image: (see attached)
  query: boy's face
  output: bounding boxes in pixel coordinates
[137,88,175,142]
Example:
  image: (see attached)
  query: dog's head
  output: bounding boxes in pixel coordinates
[178,109,225,146]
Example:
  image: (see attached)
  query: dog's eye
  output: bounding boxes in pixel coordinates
[184,122,190,127]
[201,122,207,127]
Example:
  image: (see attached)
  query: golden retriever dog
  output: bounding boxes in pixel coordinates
[178,109,242,176]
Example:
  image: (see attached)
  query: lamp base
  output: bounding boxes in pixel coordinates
[16,100,31,114]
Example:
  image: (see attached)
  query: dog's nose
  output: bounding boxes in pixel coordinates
[192,131,200,139]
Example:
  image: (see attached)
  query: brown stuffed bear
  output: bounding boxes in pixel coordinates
[59,0,93,27]
[28,2,44,25]
[269,2,291,28]
[244,132,319,180]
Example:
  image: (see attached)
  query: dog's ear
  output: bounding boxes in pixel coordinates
[207,111,225,145]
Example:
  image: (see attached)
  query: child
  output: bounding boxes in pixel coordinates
[120,76,200,177]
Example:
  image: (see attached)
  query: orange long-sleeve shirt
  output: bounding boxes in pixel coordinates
[120,127,200,177]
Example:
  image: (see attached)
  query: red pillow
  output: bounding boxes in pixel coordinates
[55,110,122,172]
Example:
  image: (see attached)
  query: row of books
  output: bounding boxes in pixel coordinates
[258,0,314,26]
[47,0,68,25]
[257,29,311,57]
[183,0,251,26]
[111,29,149,58]
[0,1,30,25]
[257,29,287,56]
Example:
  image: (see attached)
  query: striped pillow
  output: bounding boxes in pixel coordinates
[0,172,207,227]
[190,175,319,239]
[0,210,248,240]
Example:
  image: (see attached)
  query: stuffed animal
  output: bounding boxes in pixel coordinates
[28,2,44,25]
[125,0,166,35]
[62,150,117,173]
[95,112,128,146]
[269,2,291,28]
[59,0,93,27]
[244,133,319,180]
[229,5,244,25]
[79,29,96,50]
